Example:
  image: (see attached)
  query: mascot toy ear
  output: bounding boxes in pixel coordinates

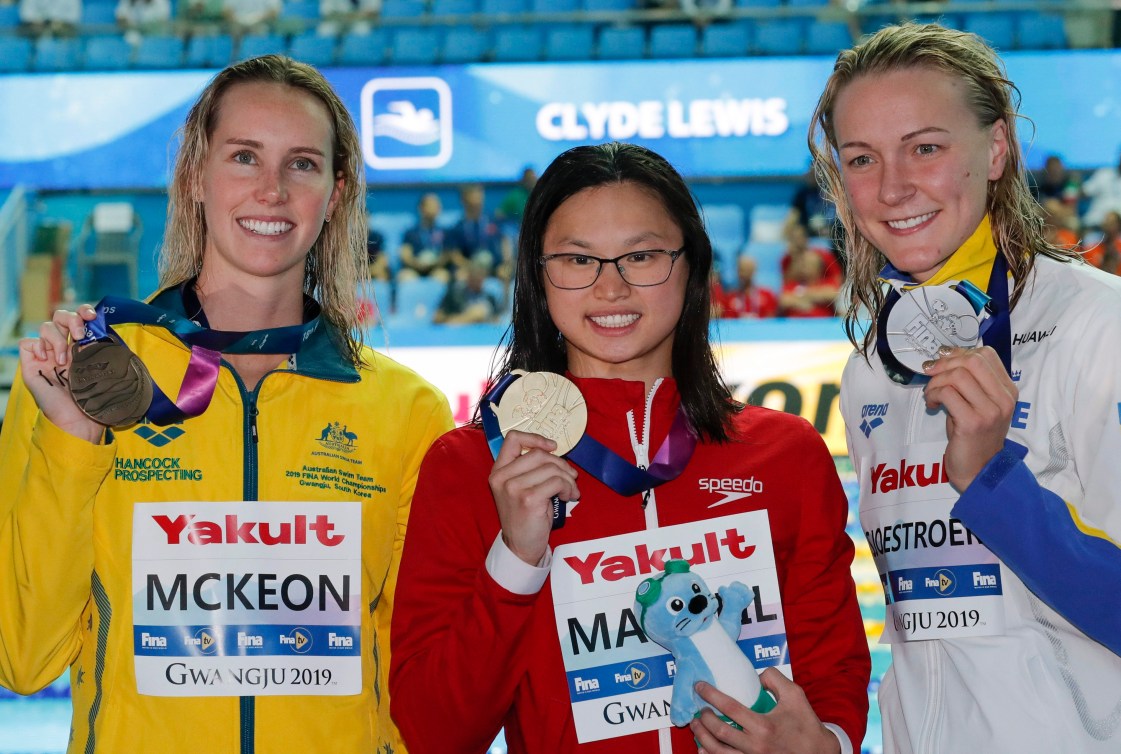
[635,559,692,630]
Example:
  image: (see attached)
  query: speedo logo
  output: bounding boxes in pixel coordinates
[871,456,948,494]
[700,477,763,507]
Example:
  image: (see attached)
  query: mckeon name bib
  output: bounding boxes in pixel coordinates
[550,511,789,743]
[132,501,362,696]
[860,442,1006,642]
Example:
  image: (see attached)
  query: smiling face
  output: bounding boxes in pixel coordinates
[197,81,343,292]
[833,66,1008,282]
[541,181,688,387]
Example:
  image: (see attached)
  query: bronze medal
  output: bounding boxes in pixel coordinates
[68,340,155,427]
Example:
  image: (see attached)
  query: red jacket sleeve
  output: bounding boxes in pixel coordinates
[390,430,545,753]
[781,420,870,747]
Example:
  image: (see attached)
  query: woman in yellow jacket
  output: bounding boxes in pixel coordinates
[0,55,452,753]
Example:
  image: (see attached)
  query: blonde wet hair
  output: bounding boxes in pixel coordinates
[808,22,1079,353]
[159,54,368,366]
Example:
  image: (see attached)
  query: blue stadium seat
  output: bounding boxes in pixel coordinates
[544,25,595,62]
[649,23,697,59]
[963,13,1017,51]
[238,33,287,59]
[381,0,428,19]
[786,0,828,6]
[83,35,133,70]
[805,21,851,56]
[531,0,578,10]
[597,26,645,60]
[282,0,320,21]
[134,35,185,69]
[289,32,336,66]
[337,30,388,65]
[704,204,747,287]
[743,241,785,292]
[440,26,490,63]
[748,203,788,243]
[33,37,81,71]
[0,4,21,28]
[432,0,478,14]
[0,37,33,73]
[1018,13,1066,50]
[369,211,415,272]
[482,0,528,13]
[701,21,751,58]
[492,25,543,62]
[734,0,781,7]
[389,278,447,328]
[390,27,441,65]
[754,18,805,56]
[186,34,234,68]
[583,0,634,10]
[81,2,119,25]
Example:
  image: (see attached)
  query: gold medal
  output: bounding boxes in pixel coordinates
[69,340,154,427]
[492,370,587,455]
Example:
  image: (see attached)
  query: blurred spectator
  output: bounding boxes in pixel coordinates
[116,0,171,44]
[184,0,225,25]
[446,183,511,280]
[495,166,537,229]
[1084,210,1121,275]
[1031,154,1081,206]
[1041,198,1081,252]
[717,254,778,319]
[789,166,836,239]
[398,192,453,282]
[433,258,501,325]
[1081,152,1121,229]
[222,0,280,33]
[367,225,389,282]
[19,0,80,35]
[318,0,380,36]
[779,222,841,318]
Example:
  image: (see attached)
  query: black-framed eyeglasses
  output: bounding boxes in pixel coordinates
[538,249,684,290]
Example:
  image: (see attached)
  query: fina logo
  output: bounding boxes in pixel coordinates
[133,420,186,447]
[931,569,956,597]
[361,77,453,170]
[194,628,217,655]
[316,422,358,454]
[282,627,313,654]
[616,662,651,690]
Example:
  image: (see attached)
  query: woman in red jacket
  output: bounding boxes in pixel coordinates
[390,142,869,754]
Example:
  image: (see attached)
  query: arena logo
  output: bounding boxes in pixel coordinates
[133,419,186,447]
[360,76,453,169]
[316,422,358,454]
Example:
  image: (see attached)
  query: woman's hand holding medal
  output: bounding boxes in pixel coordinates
[488,431,580,567]
[921,345,1018,492]
[19,304,105,443]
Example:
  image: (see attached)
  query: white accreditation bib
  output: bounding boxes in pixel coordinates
[859,442,1006,642]
[550,511,789,743]
[131,501,362,696]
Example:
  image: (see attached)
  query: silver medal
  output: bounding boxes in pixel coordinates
[885,285,981,373]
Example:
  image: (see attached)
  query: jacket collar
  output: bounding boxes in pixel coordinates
[145,284,360,383]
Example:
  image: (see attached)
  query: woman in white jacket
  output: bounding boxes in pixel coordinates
[810,22,1121,754]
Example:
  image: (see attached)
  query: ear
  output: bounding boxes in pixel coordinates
[326,172,345,222]
[987,119,1009,182]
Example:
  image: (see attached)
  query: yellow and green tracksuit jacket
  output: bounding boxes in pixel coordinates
[0,287,453,754]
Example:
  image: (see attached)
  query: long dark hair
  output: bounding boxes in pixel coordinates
[488,142,739,442]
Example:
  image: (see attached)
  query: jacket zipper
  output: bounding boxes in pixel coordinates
[234,370,259,754]
[625,382,674,754]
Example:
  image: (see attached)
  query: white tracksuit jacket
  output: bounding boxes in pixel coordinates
[842,246,1121,754]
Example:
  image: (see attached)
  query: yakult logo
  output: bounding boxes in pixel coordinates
[870,457,949,494]
[700,477,764,507]
[152,513,345,546]
[561,528,756,585]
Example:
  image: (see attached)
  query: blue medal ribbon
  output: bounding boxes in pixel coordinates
[78,295,320,425]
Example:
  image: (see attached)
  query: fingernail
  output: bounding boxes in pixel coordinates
[938,345,953,357]
[922,360,935,373]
